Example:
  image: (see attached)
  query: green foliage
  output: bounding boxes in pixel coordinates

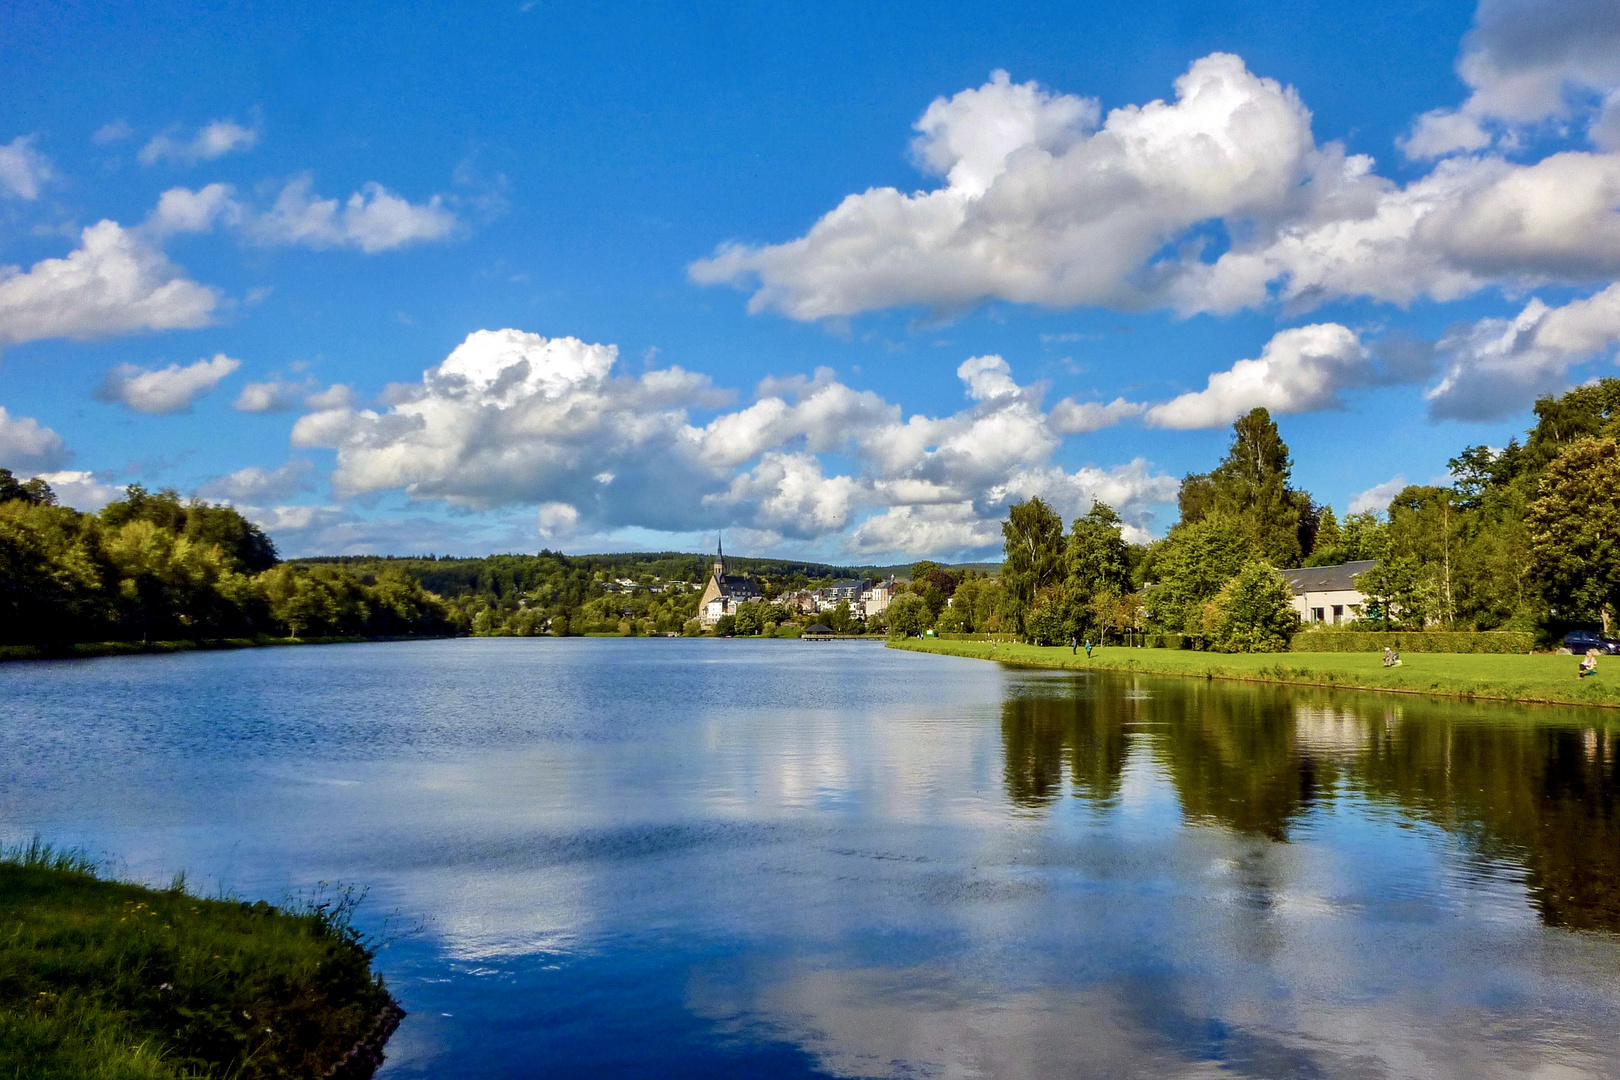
[1000,497,1064,637]
[1067,502,1130,596]
[0,480,448,647]
[1205,562,1298,652]
[1142,516,1250,633]
[0,841,396,1080]
[934,603,972,633]
[100,486,278,574]
[945,573,1010,635]
[1026,583,1085,647]
[1308,505,1341,560]
[0,469,56,508]
[732,600,768,636]
[1179,408,1312,567]
[886,592,932,637]
[1290,630,1534,653]
[1528,437,1620,628]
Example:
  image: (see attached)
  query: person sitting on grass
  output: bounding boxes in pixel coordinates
[1579,650,1598,678]
[1382,647,1402,668]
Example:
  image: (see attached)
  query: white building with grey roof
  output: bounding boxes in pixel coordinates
[1279,560,1377,626]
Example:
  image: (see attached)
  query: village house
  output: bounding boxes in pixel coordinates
[1280,560,1377,625]
[776,589,816,615]
[813,578,869,613]
[697,540,761,625]
[859,577,896,619]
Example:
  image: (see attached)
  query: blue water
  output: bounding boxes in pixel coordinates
[3,638,1619,1078]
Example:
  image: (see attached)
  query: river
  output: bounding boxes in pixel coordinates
[3,637,1618,1078]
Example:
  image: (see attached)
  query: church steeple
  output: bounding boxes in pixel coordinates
[713,533,725,581]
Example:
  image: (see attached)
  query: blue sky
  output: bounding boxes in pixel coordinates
[3,0,1619,560]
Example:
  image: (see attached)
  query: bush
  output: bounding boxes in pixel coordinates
[1145,633,1189,649]
[1206,562,1297,653]
[1290,630,1534,653]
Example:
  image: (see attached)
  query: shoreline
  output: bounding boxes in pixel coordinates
[0,844,402,1078]
[888,638,1620,710]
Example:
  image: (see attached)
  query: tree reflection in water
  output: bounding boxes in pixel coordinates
[1000,674,1620,932]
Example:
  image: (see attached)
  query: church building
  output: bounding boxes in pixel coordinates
[697,538,761,625]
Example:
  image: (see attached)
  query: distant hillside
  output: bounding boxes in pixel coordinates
[290,550,998,599]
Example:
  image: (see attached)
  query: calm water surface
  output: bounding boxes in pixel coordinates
[3,638,1619,1078]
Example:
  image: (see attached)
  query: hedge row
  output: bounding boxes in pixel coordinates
[1289,630,1534,654]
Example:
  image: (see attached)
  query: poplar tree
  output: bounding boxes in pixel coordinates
[1528,437,1620,633]
[1001,497,1065,637]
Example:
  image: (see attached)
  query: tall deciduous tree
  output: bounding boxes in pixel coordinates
[1067,501,1130,597]
[1142,516,1251,634]
[1002,497,1064,638]
[1180,408,1313,567]
[886,592,932,637]
[1528,437,1620,633]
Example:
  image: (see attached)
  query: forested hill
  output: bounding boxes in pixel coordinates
[290,551,904,598]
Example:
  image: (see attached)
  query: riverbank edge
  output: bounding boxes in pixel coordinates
[0,847,404,1079]
[0,632,459,664]
[887,638,1620,710]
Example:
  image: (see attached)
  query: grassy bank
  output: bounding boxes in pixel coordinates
[889,637,1620,709]
[0,842,402,1079]
[0,634,456,664]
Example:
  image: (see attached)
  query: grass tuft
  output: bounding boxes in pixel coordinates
[0,840,400,1079]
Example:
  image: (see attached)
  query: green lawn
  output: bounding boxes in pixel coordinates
[889,638,1620,709]
[0,842,400,1079]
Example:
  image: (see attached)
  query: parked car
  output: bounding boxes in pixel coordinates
[1562,630,1620,655]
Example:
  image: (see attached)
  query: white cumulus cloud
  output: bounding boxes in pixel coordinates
[288,329,1181,557]
[691,54,1316,319]
[1427,281,1620,420]
[693,48,1620,323]
[94,353,241,414]
[34,470,122,511]
[195,459,315,502]
[0,407,69,472]
[251,175,458,253]
[1350,476,1408,515]
[1048,397,1146,435]
[92,120,134,145]
[145,184,242,236]
[1146,324,1368,429]
[0,220,220,347]
[0,136,52,199]
[536,501,580,542]
[1400,0,1620,157]
[232,374,352,413]
[139,119,259,165]
[1174,150,1620,313]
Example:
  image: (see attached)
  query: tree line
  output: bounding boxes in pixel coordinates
[0,480,449,646]
[980,378,1620,651]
